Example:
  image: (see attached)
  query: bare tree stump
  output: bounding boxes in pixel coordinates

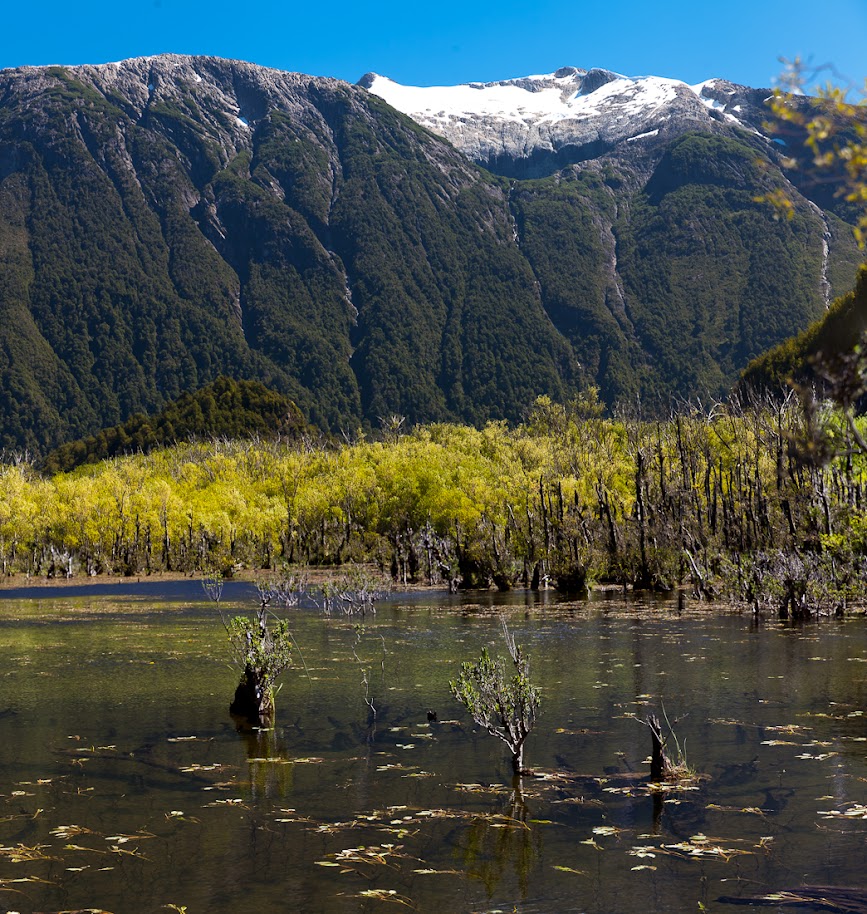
[230,663,274,726]
[647,713,671,781]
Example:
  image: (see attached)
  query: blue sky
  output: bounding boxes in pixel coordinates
[3,0,866,91]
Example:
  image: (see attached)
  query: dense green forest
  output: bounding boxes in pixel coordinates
[740,264,867,393]
[41,376,307,474]
[3,395,866,618]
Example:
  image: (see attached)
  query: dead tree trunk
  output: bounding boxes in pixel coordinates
[230,663,274,726]
[647,713,671,781]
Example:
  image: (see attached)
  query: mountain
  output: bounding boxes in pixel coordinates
[362,67,864,400]
[0,56,861,456]
[0,55,576,455]
[359,67,773,177]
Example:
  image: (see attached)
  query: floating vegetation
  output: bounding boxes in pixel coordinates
[706,804,767,817]
[413,868,465,875]
[316,843,417,881]
[627,846,658,859]
[719,886,867,909]
[274,808,315,825]
[592,825,624,838]
[6,589,867,913]
[818,803,867,820]
[50,825,98,839]
[765,724,812,734]
[660,834,754,862]
[0,843,57,863]
[600,781,700,797]
[455,781,517,795]
[353,888,414,906]
[179,762,228,773]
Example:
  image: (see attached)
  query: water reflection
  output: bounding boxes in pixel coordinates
[458,785,540,900]
[235,722,296,801]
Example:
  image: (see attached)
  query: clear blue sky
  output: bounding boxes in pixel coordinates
[2,0,866,91]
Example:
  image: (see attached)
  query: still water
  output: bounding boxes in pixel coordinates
[0,585,866,913]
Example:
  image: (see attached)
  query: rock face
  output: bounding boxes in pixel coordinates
[0,56,861,455]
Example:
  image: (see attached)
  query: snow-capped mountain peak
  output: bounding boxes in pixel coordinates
[358,68,771,173]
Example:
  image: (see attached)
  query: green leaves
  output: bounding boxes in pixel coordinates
[450,623,541,772]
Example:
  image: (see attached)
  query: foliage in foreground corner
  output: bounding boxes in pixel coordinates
[765,57,867,246]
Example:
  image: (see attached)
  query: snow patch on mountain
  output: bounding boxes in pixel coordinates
[363,69,692,127]
[627,129,659,142]
[360,68,769,170]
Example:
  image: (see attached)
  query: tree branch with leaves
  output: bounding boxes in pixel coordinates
[225,590,293,726]
[765,57,867,246]
[450,618,541,776]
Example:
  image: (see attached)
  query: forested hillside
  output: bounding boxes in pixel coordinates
[0,55,860,456]
[41,376,307,473]
[739,265,867,394]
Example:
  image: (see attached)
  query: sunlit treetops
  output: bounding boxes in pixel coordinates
[2,395,867,598]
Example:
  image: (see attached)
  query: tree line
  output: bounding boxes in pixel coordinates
[2,392,866,615]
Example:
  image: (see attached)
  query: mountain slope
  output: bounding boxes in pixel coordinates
[363,67,863,405]
[41,375,307,474]
[0,56,861,455]
[0,56,576,454]
[739,264,867,394]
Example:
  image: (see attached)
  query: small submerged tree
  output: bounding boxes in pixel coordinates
[641,707,696,782]
[225,589,293,727]
[317,566,389,616]
[201,571,224,603]
[450,619,541,776]
[263,571,309,608]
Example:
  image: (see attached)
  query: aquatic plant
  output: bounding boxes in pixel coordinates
[201,571,224,603]
[450,619,541,776]
[643,707,696,782]
[316,565,389,616]
[225,592,293,726]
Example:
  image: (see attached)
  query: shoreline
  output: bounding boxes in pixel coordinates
[0,568,450,602]
[0,568,627,604]
[0,568,634,595]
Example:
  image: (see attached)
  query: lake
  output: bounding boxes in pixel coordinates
[0,583,866,913]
